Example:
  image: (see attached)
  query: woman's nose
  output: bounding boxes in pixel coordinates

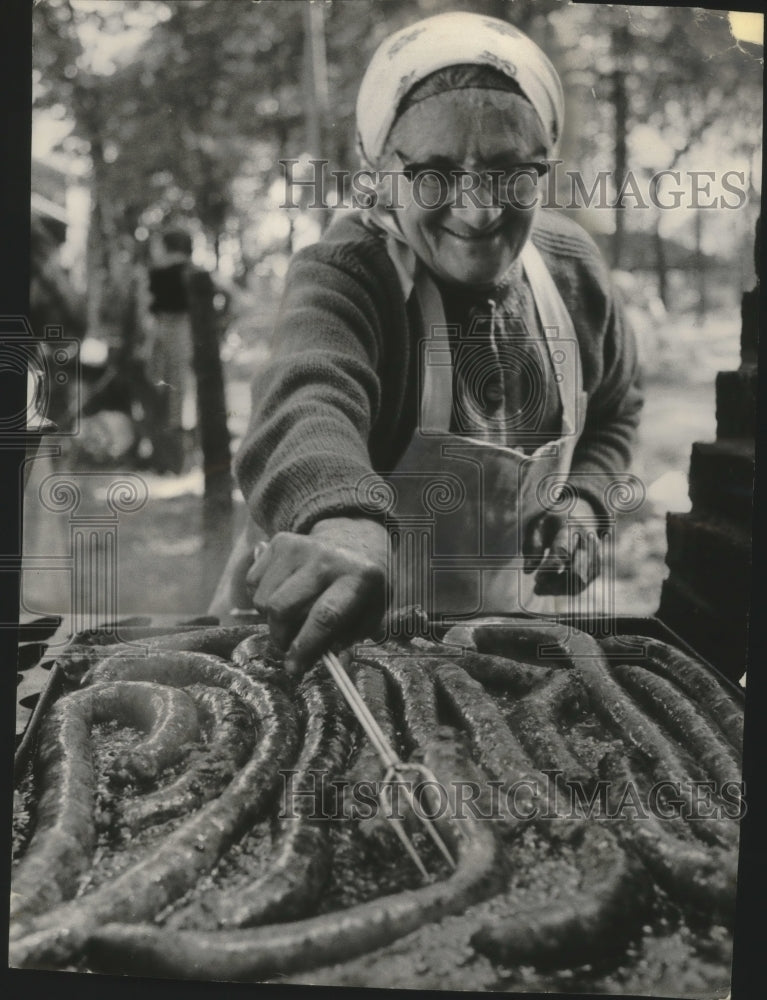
[446,187,504,233]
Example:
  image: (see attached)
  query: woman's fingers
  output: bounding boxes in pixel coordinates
[534,525,602,596]
[247,534,320,613]
[533,554,568,596]
[245,540,273,594]
[264,565,332,652]
[523,512,557,573]
[285,575,380,676]
[571,529,601,591]
[244,520,390,673]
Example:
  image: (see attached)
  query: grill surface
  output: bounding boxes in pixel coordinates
[10,612,743,993]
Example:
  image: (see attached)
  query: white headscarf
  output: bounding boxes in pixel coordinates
[355,12,565,168]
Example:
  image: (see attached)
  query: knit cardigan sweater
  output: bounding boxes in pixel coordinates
[234,209,643,535]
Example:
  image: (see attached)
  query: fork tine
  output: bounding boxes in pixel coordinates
[410,763,469,842]
[402,782,458,869]
[379,783,430,879]
[384,764,458,869]
[389,816,430,879]
[323,650,456,878]
[324,652,398,766]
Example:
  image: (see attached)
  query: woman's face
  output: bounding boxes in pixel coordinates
[381,90,548,288]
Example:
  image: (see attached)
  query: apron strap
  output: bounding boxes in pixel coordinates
[519,239,576,343]
[520,240,582,436]
[413,263,454,434]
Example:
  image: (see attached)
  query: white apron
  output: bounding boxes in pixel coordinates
[384,238,586,617]
[208,239,586,620]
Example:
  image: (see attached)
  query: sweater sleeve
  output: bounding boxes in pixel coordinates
[233,240,392,535]
[568,255,644,519]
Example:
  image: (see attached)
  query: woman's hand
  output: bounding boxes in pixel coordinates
[246,517,391,676]
[523,498,602,596]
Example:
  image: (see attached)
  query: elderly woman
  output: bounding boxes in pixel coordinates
[218,12,642,673]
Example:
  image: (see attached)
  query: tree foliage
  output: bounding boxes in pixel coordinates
[33,0,762,289]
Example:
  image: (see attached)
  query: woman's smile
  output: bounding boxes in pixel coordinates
[440,219,506,241]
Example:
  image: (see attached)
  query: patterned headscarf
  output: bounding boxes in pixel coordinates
[356,11,565,167]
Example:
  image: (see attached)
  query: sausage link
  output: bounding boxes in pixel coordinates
[10,693,94,927]
[410,724,515,833]
[371,630,549,696]
[231,632,290,688]
[611,663,741,788]
[11,681,199,925]
[627,822,738,927]
[601,635,743,753]
[443,620,599,667]
[52,627,268,684]
[456,650,551,694]
[434,662,531,778]
[340,663,408,847]
[69,624,214,646]
[433,663,561,828]
[84,649,229,687]
[106,684,200,786]
[505,671,594,788]
[353,647,440,750]
[342,664,399,819]
[565,650,736,851]
[601,750,738,925]
[141,625,269,657]
[196,668,354,928]
[10,651,300,967]
[118,686,255,835]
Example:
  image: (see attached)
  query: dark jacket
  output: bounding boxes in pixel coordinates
[149,262,190,314]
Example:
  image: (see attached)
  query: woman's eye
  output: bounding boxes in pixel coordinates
[406,166,447,184]
[397,156,453,184]
[405,167,426,183]
[491,169,545,201]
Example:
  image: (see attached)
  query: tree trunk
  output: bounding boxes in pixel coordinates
[303,1,328,229]
[80,83,124,346]
[611,25,631,270]
[654,219,669,310]
[85,135,114,337]
[694,210,706,319]
[186,267,233,605]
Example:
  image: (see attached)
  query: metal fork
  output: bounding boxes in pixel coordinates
[322,649,458,880]
[248,542,457,877]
